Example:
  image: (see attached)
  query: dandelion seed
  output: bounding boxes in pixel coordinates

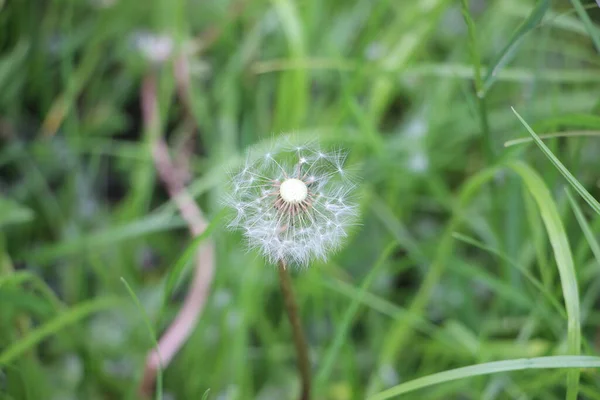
[224,140,359,266]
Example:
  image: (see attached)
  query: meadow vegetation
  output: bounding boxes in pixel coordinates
[2,0,600,399]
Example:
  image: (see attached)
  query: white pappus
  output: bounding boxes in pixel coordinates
[225,140,359,266]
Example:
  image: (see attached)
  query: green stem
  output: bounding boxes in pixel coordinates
[277,260,311,400]
[461,0,494,163]
[476,94,494,163]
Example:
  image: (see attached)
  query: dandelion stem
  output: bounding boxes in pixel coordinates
[277,259,311,400]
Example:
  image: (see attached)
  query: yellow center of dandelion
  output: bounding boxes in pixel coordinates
[279,178,308,204]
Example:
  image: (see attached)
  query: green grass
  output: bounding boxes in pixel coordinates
[2,0,600,399]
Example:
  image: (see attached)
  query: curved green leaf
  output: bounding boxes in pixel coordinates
[368,356,600,400]
[0,297,121,365]
[508,161,581,400]
[512,107,600,216]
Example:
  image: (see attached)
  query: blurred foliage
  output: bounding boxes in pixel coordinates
[2,0,600,399]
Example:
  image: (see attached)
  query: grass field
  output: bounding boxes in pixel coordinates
[3,0,600,399]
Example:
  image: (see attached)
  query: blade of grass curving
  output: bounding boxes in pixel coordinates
[512,107,600,216]
[0,297,121,365]
[530,114,600,131]
[523,189,552,287]
[0,41,28,94]
[566,188,600,266]
[321,277,437,335]
[504,130,600,147]
[570,0,600,52]
[452,232,565,317]
[121,277,163,400]
[0,271,65,312]
[452,260,532,309]
[482,0,549,95]
[254,59,600,84]
[580,385,600,400]
[1,286,57,317]
[0,197,34,227]
[370,195,428,266]
[30,213,186,263]
[367,356,600,400]
[508,161,581,400]
[372,165,501,392]
[315,241,398,387]
[319,275,469,354]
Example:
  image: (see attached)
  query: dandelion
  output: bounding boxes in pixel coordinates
[224,138,359,400]
[225,139,358,266]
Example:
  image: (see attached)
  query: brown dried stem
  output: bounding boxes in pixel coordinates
[277,260,311,400]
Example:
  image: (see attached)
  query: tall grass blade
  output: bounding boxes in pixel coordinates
[512,107,600,216]
[482,0,549,95]
[368,356,600,400]
[121,278,163,400]
[0,297,121,365]
[508,161,581,400]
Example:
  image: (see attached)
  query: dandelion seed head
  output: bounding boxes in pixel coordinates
[279,178,308,203]
[224,140,359,266]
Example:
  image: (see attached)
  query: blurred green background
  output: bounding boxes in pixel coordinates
[3,0,600,399]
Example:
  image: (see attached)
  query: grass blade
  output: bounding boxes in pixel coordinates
[30,213,186,263]
[566,188,600,266]
[121,278,163,400]
[482,0,549,95]
[315,242,398,386]
[162,208,225,307]
[504,130,600,147]
[570,0,600,53]
[367,356,600,400]
[271,0,307,131]
[372,166,500,390]
[452,232,565,317]
[512,107,600,216]
[0,271,65,313]
[0,197,34,227]
[461,0,493,161]
[0,297,121,365]
[508,161,581,400]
